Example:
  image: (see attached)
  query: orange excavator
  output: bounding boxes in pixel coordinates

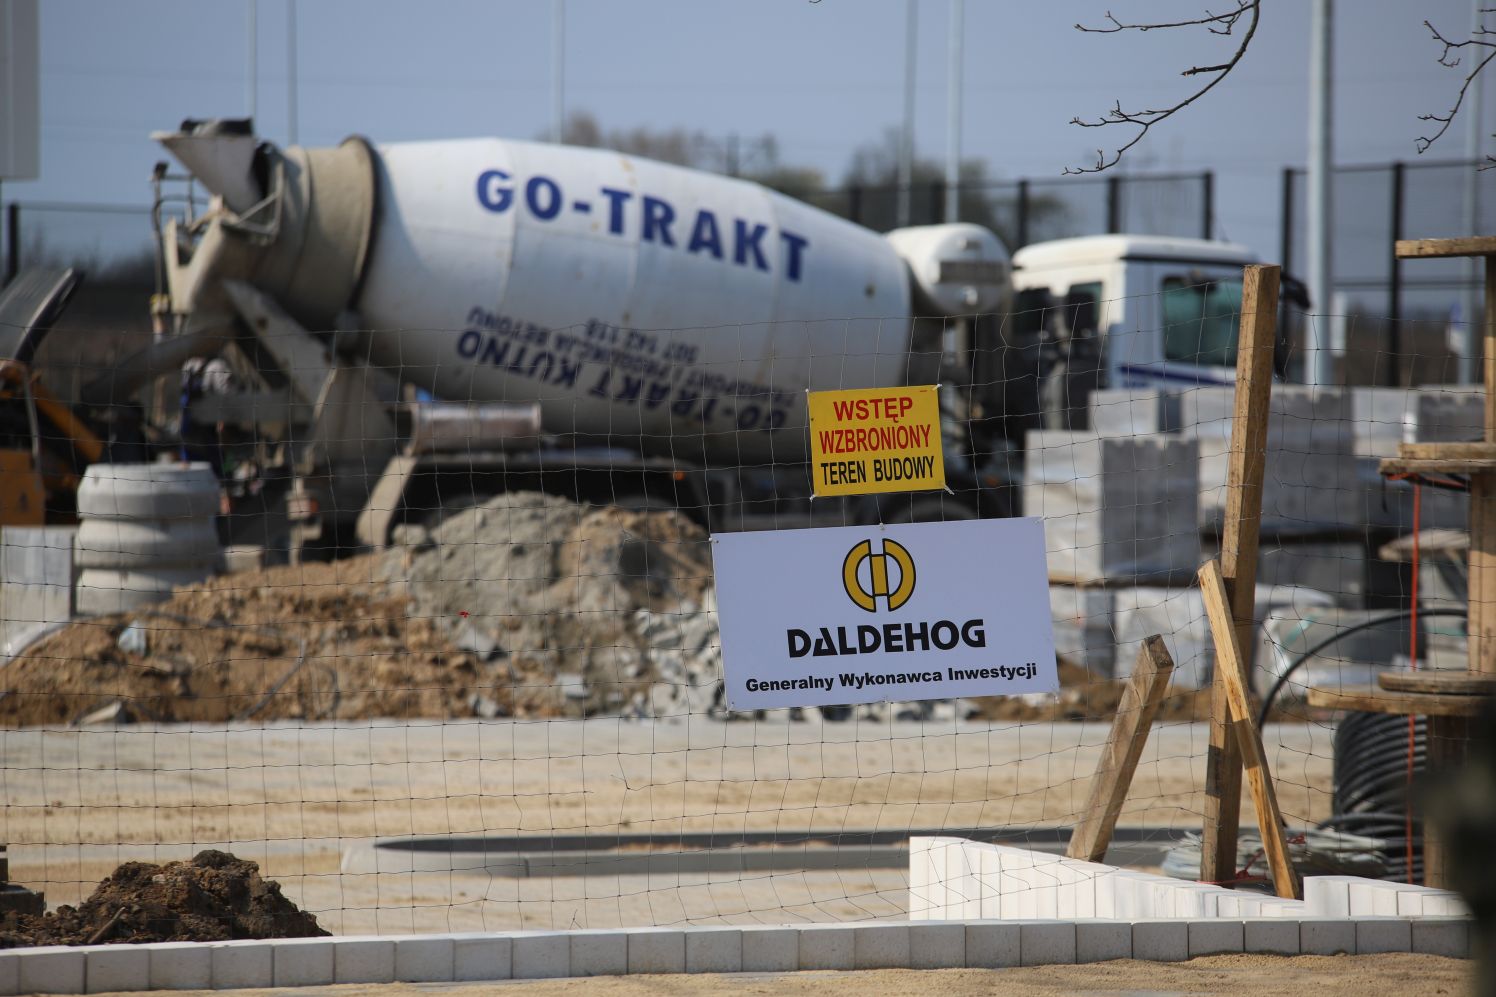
[0,268,105,526]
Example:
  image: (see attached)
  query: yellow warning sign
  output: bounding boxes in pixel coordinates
[808,385,945,497]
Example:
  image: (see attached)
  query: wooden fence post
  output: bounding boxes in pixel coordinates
[1200,263,1280,886]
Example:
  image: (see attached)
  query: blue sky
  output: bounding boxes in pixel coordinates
[10,0,1495,261]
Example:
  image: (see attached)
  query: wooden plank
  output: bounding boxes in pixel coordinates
[1199,559,1302,900]
[1472,472,1496,674]
[1378,671,1496,696]
[1066,636,1177,863]
[1304,685,1492,717]
[1423,715,1471,888]
[1201,263,1279,886]
[1397,442,1496,460]
[1395,237,1496,259]
[1379,457,1496,475]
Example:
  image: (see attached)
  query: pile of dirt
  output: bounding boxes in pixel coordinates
[0,493,720,725]
[0,556,497,725]
[0,850,327,948]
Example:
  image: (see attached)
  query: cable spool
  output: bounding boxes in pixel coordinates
[1328,711,1426,883]
[74,463,223,616]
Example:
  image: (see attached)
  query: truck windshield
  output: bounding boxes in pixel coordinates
[1161,275,1243,367]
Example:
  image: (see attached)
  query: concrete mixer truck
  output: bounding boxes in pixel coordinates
[5,119,1267,557]
[79,118,1014,556]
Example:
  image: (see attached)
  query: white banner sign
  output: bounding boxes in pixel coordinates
[712,518,1058,711]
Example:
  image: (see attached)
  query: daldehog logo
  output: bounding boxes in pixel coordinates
[842,538,915,612]
[784,536,986,659]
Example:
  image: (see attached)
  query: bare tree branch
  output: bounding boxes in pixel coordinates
[1066,1,1260,174]
[1418,11,1496,165]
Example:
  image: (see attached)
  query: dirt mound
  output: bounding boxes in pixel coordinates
[0,493,719,725]
[0,557,498,725]
[0,850,327,948]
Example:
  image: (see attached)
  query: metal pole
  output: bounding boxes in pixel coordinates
[1016,179,1030,248]
[1306,0,1334,387]
[1202,170,1214,240]
[1106,175,1121,234]
[5,203,18,284]
[552,0,565,143]
[286,0,298,145]
[247,0,257,122]
[944,0,963,223]
[1463,0,1486,384]
[897,0,916,229]
[1281,168,1295,368]
[1389,161,1405,388]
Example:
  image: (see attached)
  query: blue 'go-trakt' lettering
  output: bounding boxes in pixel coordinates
[475,169,809,282]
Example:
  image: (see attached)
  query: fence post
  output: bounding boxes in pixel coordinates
[1106,175,1121,234]
[4,202,17,284]
[930,181,945,226]
[1388,161,1405,387]
[1016,179,1030,248]
[1200,263,1281,888]
[849,185,863,227]
[1202,171,1214,240]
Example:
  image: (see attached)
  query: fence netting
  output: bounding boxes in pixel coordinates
[0,281,1478,937]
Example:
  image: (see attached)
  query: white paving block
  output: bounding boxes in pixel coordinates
[571,931,628,977]
[978,847,1003,919]
[740,927,798,972]
[1424,894,1472,917]
[1349,881,1388,917]
[1243,919,1300,955]
[1093,871,1117,919]
[1075,920,1132,963]
[951,843,982,919]
[516,933,577,981]
[1412,918,1470,959]
[908,837,943,919]
[85,945,149,994]
[1133,920,1189,962]
[853,924,911,969]
[273,937,334,987]
[1019,921,1077,966]
[147,942,212,990]
[0,950,17,997]
[1303,877,1355,917]
[1300,918,1356,955]
[456,934,515,981]
[909,922,965,969]
[965,921,1020,969]
[394,936,454,983]
[1397,892,1424,917]
[1356,917,1413,954]
[629,928,686,974]
[334,938,395,984]
[685,928,742,974]
[17,947,85,996]
[797,924,856,971]
[1188,920,1244,957]
[211,941,273,990]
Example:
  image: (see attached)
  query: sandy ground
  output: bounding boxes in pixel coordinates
[0,717,1334,933]
[80,955,1472,997]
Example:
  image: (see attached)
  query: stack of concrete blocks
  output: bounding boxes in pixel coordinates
[1024,430,1201,586]
[1352,386,1478,534]
[1049,585,1116,677]
[1108,583,1334,688]
[0,526,77,661]
[1175,386,1358,537]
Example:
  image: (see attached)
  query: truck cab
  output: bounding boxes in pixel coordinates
[1009,235,1262,430]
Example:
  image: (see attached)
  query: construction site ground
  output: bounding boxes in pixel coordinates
[76,955,1471,997]
[2,717,1333,934]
